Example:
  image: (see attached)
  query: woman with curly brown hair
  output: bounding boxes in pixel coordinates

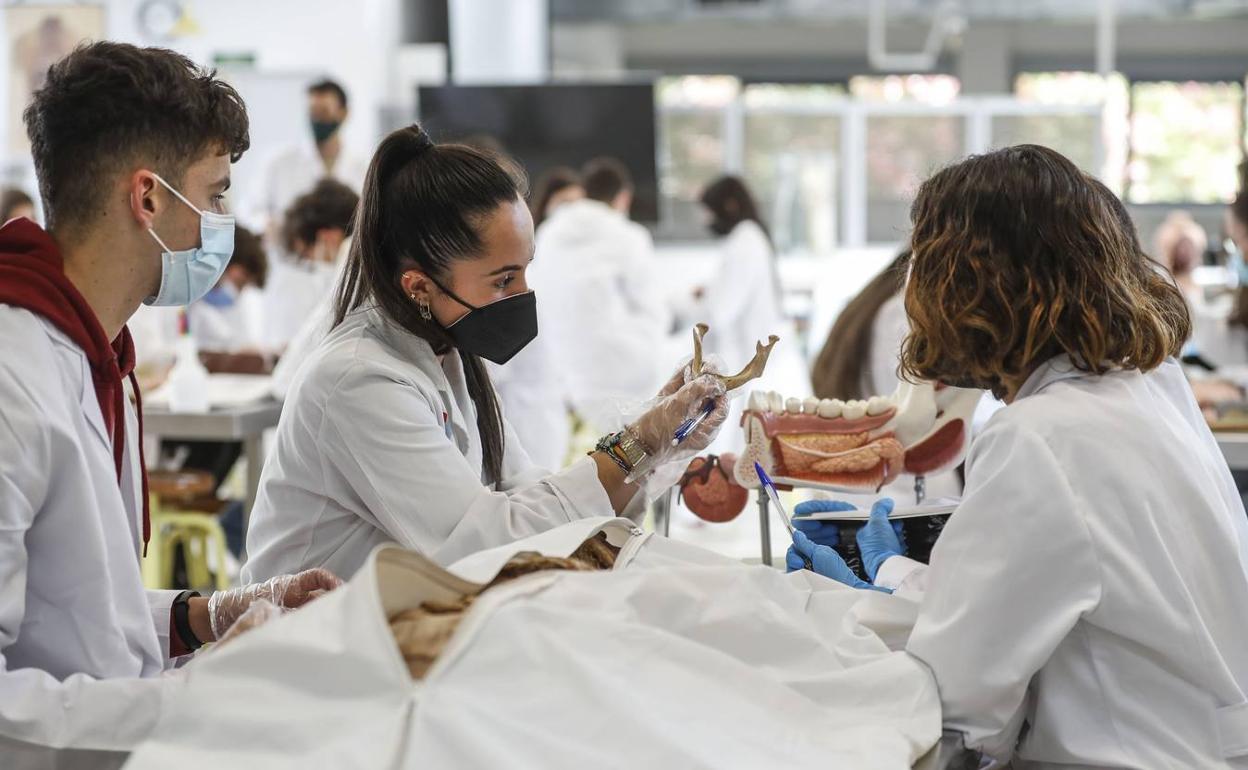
[788,145,1248,768]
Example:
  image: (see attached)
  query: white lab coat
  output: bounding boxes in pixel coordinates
[532,199,682,433]
[243,140,369,237]
[866,292,909,397]
[689,220,810,453]
[487,332,571,470]
[877,356,1248,767]
[129,519,942,770]
[694,221,786,370]
[268,238,351,400]
[241,306,625,582]
[0,306,183,769]
[261,256,340,352]
[187,283,266,353]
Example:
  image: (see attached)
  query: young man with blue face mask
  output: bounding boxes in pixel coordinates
[0,42,340,766]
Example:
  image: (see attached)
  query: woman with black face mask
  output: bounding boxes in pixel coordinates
[241,125,728,581]
[688,175,808,452]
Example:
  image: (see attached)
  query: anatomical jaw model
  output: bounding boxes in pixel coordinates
[734,380,982,493]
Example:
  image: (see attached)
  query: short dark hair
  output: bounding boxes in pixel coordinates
[282,179,360,255]
[0,188,34,222]
[23,42,250,233]
[581,157,632,204]
[308,79,348,111]
[230,225,268,288]
[530,166,580,226]
[900,145,1190,399]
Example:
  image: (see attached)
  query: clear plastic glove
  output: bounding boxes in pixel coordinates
[787,530,892,593]
[792,499,857,549]
[629,375,729,467]
[856,498,906,581]
[629,375,730,501]
[214,599,282,647]
[207,568,342,640]
[655,355,724,399]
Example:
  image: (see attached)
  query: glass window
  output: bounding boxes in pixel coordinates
[742,84,847,254]
[991,114,1102,173]
[865,115,965,243]
[656,76,738,238]
[1126,80,1244,204]
[850,74,960,105]
[1013,72,1129,193]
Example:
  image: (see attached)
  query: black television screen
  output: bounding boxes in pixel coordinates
[417,82,659,222]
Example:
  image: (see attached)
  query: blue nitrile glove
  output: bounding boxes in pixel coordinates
[787,531,892,593]
[791,499,857,549]
[856,498,907,582]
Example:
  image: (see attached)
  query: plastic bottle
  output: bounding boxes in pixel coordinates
[167,309,210,413]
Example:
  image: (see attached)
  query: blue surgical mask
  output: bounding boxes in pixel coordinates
[143,174,235,307]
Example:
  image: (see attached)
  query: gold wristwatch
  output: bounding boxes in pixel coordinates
[594,428,654,477]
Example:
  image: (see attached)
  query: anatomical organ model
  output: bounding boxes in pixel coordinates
[734,380,982,492]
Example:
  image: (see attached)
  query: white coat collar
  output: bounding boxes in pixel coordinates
[1014,355,1095,401]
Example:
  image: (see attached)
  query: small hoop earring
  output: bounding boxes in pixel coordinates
[417,298,432,321]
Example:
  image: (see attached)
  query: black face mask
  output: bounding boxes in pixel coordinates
[707,217,735,237]
[435,281,538,365]
[311,119,341,144]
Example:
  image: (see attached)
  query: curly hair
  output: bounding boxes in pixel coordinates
[900,144,1191,399]
[281,178,359,255]
[23,41,250,233]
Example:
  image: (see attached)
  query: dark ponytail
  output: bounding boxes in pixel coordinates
[335,124,525,485]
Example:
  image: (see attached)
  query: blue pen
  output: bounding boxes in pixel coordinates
[756,462,813,570]
[670,399,716,447]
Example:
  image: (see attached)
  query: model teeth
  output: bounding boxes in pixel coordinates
[767,391,785,413]
[842,400,867,421]
[803,397,820,414]
[816,398,842,418]
[866,396,889,416]
[785,397,803,414]
[748,391,768,412]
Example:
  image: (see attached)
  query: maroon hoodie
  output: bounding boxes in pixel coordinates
[0,217,150,552]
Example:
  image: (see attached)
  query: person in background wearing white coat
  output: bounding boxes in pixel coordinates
[532,157,680,434]
[788,145,1248,768]
[486,166,586,469]
[187,224,268,356]
[267,179,359,400]
[246,79,367,240]
[249,79,368,352]
[0,43,339,767]
[242,125,728,582]
[688,175,810,451]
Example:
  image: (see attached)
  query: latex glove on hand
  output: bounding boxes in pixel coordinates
[856,498,906,581]
[629,375,729,462]
[628,375,730,501]
[214,599,282,647]
[792,499,858,549]
[787,530,892,593]
[207,568,342,640]
[656,356,723,399]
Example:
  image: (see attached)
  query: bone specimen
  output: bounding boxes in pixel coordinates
[389,534,619,679]
[690,323,779,391]
[735,381,982,491]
